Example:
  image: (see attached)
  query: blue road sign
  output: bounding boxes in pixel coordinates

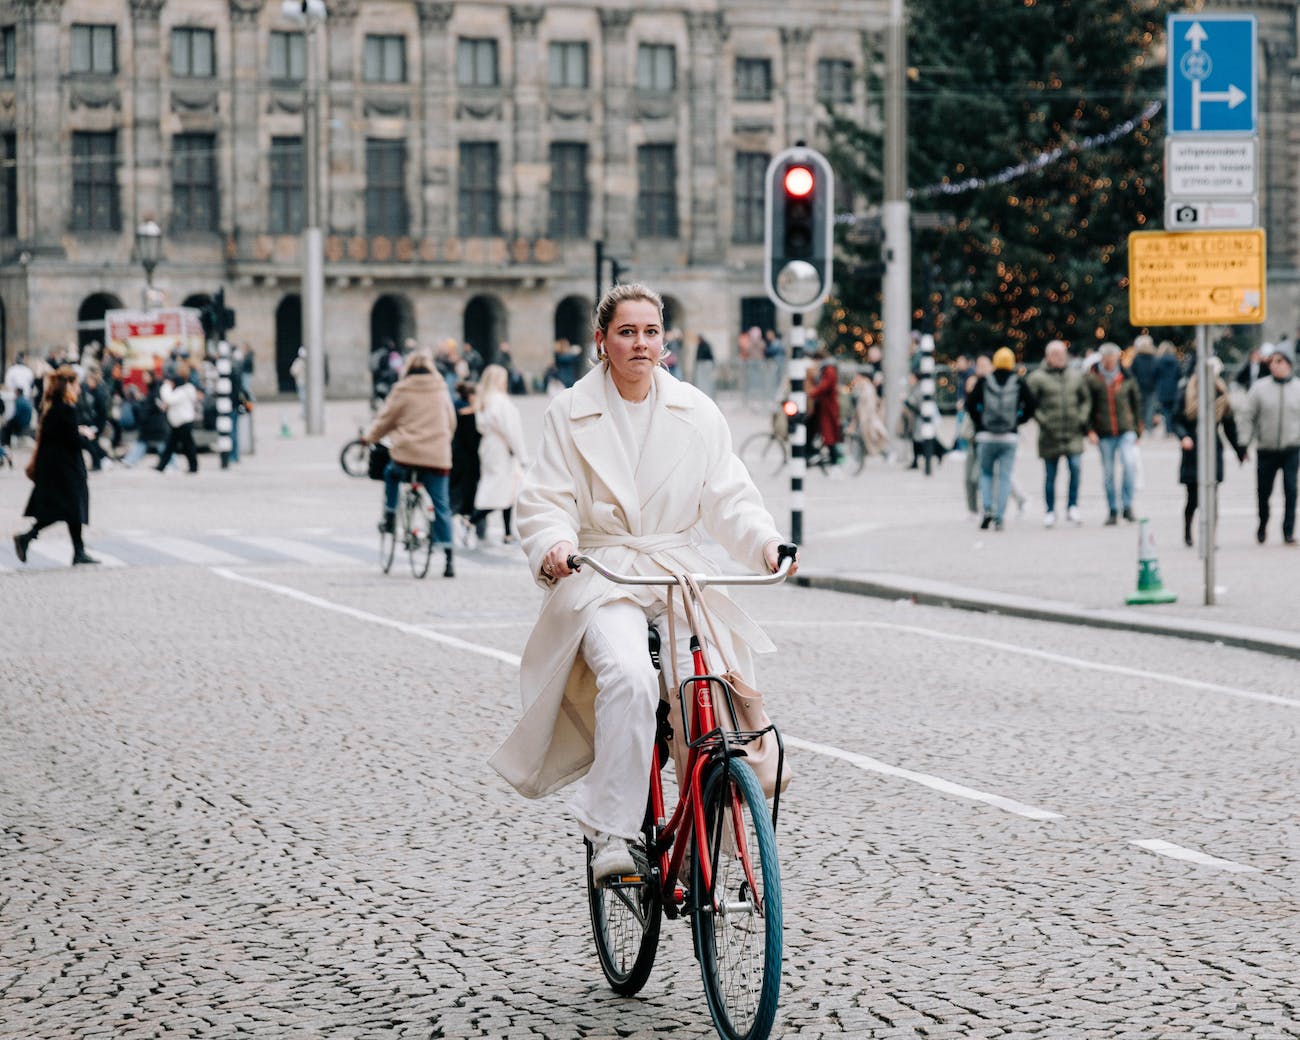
[1167,14,1257,135]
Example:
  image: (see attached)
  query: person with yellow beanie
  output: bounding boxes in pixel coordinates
[965,347,1036,530]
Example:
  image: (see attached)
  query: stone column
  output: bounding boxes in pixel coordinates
[416,2,454,239]
[21,0,70,249]
[780,26,814,144]
[598,9,632,253]
[510,5,545,238]
[686,11,727,265]
[228,1,262,241]
[128,0,166,229]
[325,0,359,234]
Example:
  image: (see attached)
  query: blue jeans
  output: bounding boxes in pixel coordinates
[1043,453,1082,512]
[1097,431,1138,513]
[384,461,453,546]
[977,440,1017,520]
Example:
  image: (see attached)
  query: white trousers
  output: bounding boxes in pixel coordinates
[569,598,695,842]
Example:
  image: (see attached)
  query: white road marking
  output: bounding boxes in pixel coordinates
[784,735,1064,821]
[210,568,1063,822]
[125,534,246,566]
[1130,838,1260,874]
[210,568,523,667]
[815,520,893,539]
[758,618,1300,710]
[228,534,361,568]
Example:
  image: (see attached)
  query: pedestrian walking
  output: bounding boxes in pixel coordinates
[363,347,458,576]
[690,333,716,398]
[1026,339,1089,527]
[848,371,889,457]
[807,349,842,469]
[488,282,794,883]
[967,347,1035,530]
[156,363,201,473]
[1154,341,1181,435]
[12,366,98,566]
[122,372,169,468]
[1086,342,1142,525]
[449,381,481,546]
[1172,357,1246,547]
[472,363,530,543]
[1242,342,1300,545]
[1131,333,1160,433]
[289,347,307,419]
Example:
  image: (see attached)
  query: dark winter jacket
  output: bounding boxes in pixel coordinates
[1154,353,1182,406]
[1026,364,1089,459]
[967,370,1035,436]
[1171,378,1244,486]
[24,400,89,525]
[1087,367,1142,437]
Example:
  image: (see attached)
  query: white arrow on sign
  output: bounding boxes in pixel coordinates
[1184,22,1247,131]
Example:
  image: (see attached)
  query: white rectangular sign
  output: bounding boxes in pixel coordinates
[1166,198,1257,230]
[1165,137,1257,196]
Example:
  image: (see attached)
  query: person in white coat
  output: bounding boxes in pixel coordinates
[471,364,529,543]
[156,361,202,473]
[488,284,797,882]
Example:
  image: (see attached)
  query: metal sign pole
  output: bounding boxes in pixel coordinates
[1195,324,1215,604]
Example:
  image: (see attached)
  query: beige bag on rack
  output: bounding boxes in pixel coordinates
[663,574,791,799]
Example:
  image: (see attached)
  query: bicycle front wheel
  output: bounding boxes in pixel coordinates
[692,759,782,1040]
[587,826,663,996]
[405,487,433,579]
[340,439,369,477]
[738,432,787,478]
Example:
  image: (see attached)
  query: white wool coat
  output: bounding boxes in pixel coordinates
[489,366,784,800]
[474,393,529,511]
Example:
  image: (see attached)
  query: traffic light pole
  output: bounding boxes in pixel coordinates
[789,312,807,545]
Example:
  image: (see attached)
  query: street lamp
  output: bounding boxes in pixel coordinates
[136,219,162,309]
[281,0,326,436]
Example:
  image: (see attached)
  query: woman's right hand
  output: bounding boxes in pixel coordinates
[541,540,577,582]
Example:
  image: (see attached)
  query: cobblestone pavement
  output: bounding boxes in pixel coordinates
[2,398,1297,1038]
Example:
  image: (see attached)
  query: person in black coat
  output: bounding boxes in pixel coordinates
[449,381,482,543]
[13,366,98,565]
[1172,358,1246,547]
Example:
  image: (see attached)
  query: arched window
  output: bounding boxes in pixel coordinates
[275,294,302,393]
[370,293,415,356]
[77,292,125,351]
[554,295,592,349]
[463,294,508,365]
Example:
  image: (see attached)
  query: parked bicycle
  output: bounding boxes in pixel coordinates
[738,402,866,478]
[379,467,435,578]
[570,546,796,1040]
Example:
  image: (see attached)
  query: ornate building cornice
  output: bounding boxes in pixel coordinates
[599,9,632,41]
[686,11,727,43]
[16,0,65,22]
[416,2,454,30]
[328,0,359,24]
[780,26,813,48]
[228,0,261,27]
[509,6,544,40]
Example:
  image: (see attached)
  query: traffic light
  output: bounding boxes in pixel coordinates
[764,146,834,311]
[202,288,237,341]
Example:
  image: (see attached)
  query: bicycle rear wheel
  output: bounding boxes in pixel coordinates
[405,487,433,579]
[587,824,663,996]
[738,432,787,478]
[340,438,369,477]
[692,759,782,1040]
[378,511,397,574]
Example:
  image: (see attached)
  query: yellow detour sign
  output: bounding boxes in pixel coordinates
[1128,228,1266,326]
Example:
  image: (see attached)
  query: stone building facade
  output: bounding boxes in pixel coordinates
[1,1,1297,398]
[0,0,877,397]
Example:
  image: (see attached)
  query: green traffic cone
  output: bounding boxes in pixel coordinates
[279,413,292,439]
[1126,517,1177,605]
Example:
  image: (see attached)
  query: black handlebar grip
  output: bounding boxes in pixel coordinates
[777,543,799,563]
[566,554,581,571]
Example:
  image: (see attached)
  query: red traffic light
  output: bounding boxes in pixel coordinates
[783,166,814,198]
[782,399,799,418]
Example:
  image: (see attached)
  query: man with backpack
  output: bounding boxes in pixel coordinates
[967,347,1035,530]
[1087,341,1143,524]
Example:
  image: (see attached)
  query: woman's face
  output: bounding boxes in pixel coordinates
[597,300,663,385]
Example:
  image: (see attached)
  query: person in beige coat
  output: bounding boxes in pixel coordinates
[363,347,458,576]
[488,284,795,882]
[471,363,529,543]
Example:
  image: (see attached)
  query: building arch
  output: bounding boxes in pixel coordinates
[275,294,302,393]
[463,294,507,365]
[554,295,592,349]
[370,293,415,356]
[77,292,125,351]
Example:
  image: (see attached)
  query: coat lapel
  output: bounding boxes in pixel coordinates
[569,368,642,530]
[635,368,696,507]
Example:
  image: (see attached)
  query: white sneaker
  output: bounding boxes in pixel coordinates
[1044,511,1056,528]
[1066,506,1082,525]
[589,833,635,883]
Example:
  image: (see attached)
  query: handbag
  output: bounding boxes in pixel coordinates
[367,441,391,481]
[664,573,791,800]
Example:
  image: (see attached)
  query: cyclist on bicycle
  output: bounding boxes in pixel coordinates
[361,347,458,577]
[489,283,796,881]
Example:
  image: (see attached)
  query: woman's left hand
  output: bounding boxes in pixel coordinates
[764,540,797,576]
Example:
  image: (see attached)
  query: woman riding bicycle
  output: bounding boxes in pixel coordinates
[361,346,458,577]
[489,283,796,881]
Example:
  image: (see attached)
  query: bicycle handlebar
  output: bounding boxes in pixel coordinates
[565,543,798,587]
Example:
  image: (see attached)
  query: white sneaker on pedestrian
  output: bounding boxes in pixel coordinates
[589,833,635,883]
[1066,506,1082,526]
[1044,511,1056,528]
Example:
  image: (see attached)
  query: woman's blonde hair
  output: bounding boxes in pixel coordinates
[42,365,79,414]
[402,346,434,376]
[593,283,663,336]
[475,363,509,409]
